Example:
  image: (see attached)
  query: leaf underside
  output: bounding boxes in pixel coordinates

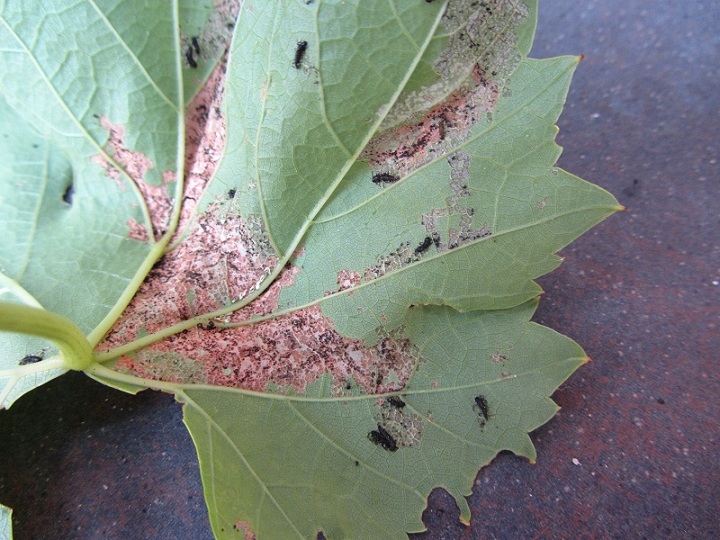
[0,1,619,539]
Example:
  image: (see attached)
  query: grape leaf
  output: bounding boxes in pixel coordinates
[0,0,620,538]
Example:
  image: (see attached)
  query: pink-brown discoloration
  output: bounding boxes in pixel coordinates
[336,269,361,292]
[126,219,150,242]
[175,56,228,237]
[99,204,277,347]
[93,117,173,239]
[115,305,418,394]
[102,196,419,394]
[233,521,255,540]
[362,68,499,177]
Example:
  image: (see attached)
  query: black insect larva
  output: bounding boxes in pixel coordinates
[386,396,406,409]
[186,46,197,69]
[19,354,43,365]
[371,172,400,185]
[293,40,308,69]
[474,395,489,421]
[62,183,74,205]
[191,36,201,55]
[368,425,398,452]
[227,188,236,199]
[414,236,432,254]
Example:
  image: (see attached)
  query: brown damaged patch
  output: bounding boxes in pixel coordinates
[374,398,423,448]
[181,0,240,67]
[92,117,173,239]
[361,76,499,178]
[232,521,255,540]
[436,0,528,82]
[99,203,277,349]
[421,151,492,252]
[379,0,526,132]
[335,269,362,293]
[175,54,228,237]
[114,305,419,395]
[368,0,528,178]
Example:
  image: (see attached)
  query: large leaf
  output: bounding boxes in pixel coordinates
[0,0,620,538]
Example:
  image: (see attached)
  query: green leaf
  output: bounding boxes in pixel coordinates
[1,0,620,538]
[180,300,586,539]
[0,503,11,540]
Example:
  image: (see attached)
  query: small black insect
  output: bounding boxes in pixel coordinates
[186,46,197,69]
[371,172,400,185]
[293,40,308,69]
[62,183,74,205]
[474,395,489,421]
[414,236,432,254]
[191,36,201,55]
[227,188,236,199]
[386,396,406,409]
[19,354,43,366]
[354,460,359,466]
[368,425,398,452]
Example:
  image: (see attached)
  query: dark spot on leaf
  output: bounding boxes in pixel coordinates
[474,395,489,421]
[19,355,43,365]
[186,46,197,69]
[354,460,359,466]
[368,425,398,452]
[386,396,406,409]
[414,236,432,254]
[191,36,201,55]
[227,188,236,199]
[293,40,308,69]
[371,172,399,185]
[62,183,74,205]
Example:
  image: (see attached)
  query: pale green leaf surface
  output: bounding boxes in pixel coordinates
[212,0,446,254]
[284,57,618,343]
[0,503,11,540]
[181,300,586,539]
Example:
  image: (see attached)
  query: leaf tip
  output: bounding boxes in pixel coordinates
[582,356,592,365]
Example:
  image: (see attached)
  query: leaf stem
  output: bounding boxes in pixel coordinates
[0,303,93,371]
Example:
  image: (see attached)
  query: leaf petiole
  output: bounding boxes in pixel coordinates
[0,303,93,371]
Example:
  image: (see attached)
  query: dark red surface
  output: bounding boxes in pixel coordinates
[2,2,719,539]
